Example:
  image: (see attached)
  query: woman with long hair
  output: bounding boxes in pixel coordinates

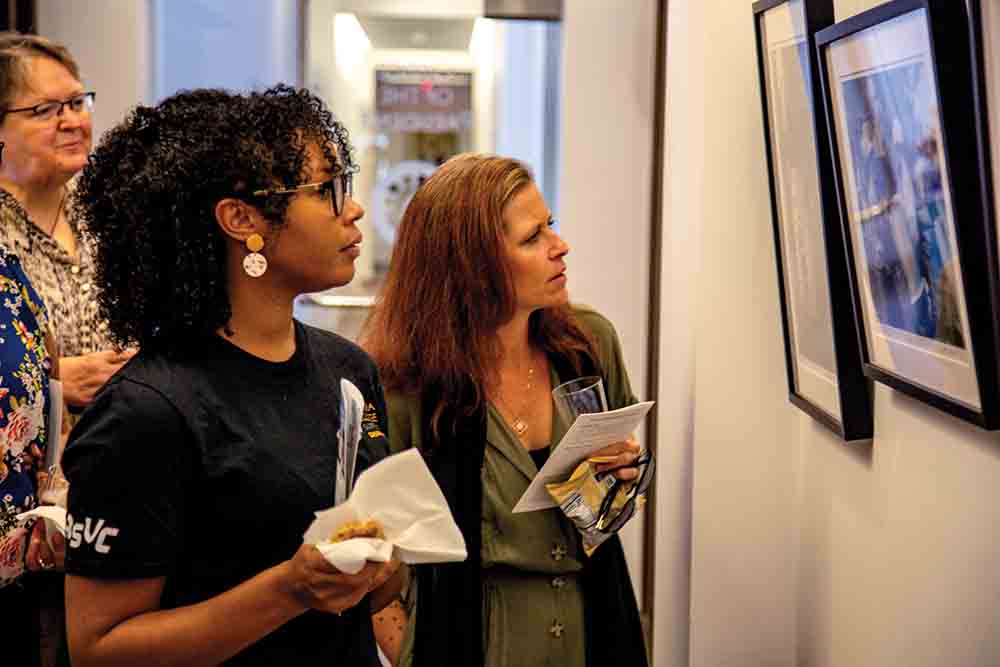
[364,153,649,667]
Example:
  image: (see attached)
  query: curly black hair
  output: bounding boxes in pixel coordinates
[74,85,354,355]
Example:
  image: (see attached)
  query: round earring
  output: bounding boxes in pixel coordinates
[243,233,267,278]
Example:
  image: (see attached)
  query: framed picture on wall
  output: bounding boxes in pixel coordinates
[753,0,873,441]
[817,0,1000,429]
[971,1,1000,300]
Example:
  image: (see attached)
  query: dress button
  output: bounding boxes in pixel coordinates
[549,620,564,638]
[550,576,566,589]
[550,544,567,561]
[81,283,91,292]
[70,265,80,274]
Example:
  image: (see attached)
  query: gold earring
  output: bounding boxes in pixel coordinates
[243,233,267,277]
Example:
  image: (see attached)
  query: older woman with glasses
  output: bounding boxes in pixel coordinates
[0,33,133,417]
[0,32,128,667]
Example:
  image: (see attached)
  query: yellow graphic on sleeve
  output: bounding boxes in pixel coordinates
[362,402,385,439]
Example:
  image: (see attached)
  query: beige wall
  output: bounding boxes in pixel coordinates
[558,0,658,609]
[663,1,1000,665]
[653,0,698,662]
[36,0,151,142]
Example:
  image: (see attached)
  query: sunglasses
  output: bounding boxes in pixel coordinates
[596,450,655,534]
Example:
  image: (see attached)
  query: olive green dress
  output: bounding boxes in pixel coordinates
[387,306,638,667]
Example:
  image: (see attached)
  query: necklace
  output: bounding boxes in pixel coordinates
[47,188,67,237]
[495,363,536,438]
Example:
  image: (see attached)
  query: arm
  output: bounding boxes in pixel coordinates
[371,565,410,667]
[25,330,65,572]
[369,562,407,613]
[67,545,394,667]
[373,602,407,667]
[61,349,136,408]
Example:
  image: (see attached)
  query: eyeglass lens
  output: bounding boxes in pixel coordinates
[35,93,94,120]
[331,173,353,216]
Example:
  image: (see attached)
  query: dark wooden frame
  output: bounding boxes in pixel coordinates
[816,0,1000,429]
[753,0,874,441]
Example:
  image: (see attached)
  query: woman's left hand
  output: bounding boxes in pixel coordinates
[25,518,65,572]
[589,436,641,481]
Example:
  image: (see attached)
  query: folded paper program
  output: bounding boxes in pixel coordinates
[303,448,468,574]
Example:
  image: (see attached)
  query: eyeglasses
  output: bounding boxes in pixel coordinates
[596,450,655,534]
[4,91,96,121]
[252,171,354,217]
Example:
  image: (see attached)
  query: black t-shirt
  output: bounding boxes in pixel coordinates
[63,321,390,666]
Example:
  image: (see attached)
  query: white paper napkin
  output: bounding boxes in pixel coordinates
[303,448,467,574]
[16,505,68,551]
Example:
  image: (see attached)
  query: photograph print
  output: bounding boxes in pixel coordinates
[819,0,1000,427]
[839,60,967,351]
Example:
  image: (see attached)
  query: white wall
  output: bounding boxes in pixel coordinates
[151,0,300,101]
[36,0,152,142]
[653,0,698,662]
[558,0,658,611]
[495,21,548,199]
[664,1,1000,666]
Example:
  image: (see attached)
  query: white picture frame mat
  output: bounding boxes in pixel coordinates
[763,1,805,44]
[764,1,843,419]
[797,356,841,416]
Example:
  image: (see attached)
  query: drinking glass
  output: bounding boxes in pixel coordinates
[551,375,607,425]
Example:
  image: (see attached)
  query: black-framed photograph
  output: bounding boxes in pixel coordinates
[817,0,1000,428]
[975,0,1000,294]
[754,0,873,441]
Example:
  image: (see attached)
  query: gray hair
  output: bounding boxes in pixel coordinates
[0,32,80,111]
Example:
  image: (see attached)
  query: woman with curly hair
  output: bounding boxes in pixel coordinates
[363,153,649,667]
[60,86,402,666]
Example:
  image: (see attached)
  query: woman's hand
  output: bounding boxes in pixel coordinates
[281,543,400,615]
[25,519,65,572]
[61,349,136,407]
[589,436,641,481]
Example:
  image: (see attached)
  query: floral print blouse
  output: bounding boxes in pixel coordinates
[0,247,51,589]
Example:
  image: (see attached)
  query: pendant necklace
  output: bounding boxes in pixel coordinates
[496,363,536,438]
[47,187,67,237]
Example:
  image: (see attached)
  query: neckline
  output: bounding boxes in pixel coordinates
[206,319,309,377]
[0,186,82,263]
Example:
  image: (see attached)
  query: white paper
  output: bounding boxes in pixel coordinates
[513,401,654,513]
[45,379,64,469]
[303,448,467,574]
[16,505,67,550]
[334,379,364,505]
